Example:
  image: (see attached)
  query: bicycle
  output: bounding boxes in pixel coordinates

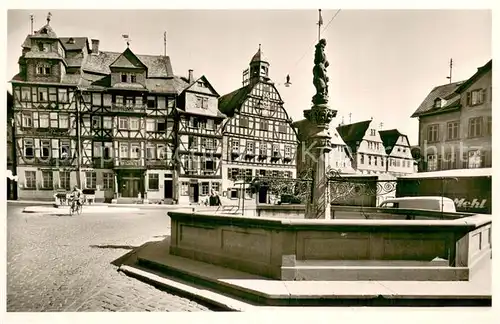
[69,198,83,216]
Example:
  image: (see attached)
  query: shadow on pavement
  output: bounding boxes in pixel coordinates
[49,213,73,217]
[110,237,171,267]
[90,244,140,250]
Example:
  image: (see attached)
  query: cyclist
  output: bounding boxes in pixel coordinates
[69,185,83,209]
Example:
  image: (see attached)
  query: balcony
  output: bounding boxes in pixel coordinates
[258,151,268,160]
[283,154,293,162]
[111,103,147,115]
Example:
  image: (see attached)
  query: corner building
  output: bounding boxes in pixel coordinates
[411,60,492,172]
[10,17,220,203]
[218,46,298,202]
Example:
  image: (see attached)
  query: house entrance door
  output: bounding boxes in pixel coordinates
[121,177,141,198]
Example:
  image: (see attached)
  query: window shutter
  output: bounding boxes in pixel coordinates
[482,89,487,103]
[466,92,471,106]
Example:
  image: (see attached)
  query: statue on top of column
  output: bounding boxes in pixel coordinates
[312,38,329,105]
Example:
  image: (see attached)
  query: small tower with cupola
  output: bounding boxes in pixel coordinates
[243,44,271,85]
[22,12,67,84]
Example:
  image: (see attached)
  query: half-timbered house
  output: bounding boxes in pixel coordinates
[174,71,225,204]
[218,46,298,202]
[11,18,80,200]
[10,15,184,202]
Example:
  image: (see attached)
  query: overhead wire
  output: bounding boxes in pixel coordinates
[290,9,342,74]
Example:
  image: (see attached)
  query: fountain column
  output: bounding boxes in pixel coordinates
[292,38,337,219]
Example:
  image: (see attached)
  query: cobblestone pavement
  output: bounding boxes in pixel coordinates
[6,204,211,312]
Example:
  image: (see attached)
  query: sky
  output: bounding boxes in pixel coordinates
[6,9,491,145]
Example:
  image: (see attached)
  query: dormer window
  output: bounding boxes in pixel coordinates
[36,63,51,75]
[196,96,208,109]
[120,73,137,83]
[37,42,50,52]
[68,38,75,44]
[434,98,442,108]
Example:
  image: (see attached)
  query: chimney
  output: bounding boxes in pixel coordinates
[91,39,100,54]
[188,69,194,83]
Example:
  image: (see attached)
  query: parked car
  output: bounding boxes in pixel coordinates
[378,196,456,213]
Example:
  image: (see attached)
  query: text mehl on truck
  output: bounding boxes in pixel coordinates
[395,168,491,214]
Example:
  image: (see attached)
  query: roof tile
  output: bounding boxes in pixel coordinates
[411,81,464,118]
[32,24,58,39]
[218,84,253,117]
[83,50,173,78]
[59,37,89,51]
[336,120,372,153]
[378,129,403,154]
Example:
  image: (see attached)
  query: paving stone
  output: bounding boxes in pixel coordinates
[7,204,211,312]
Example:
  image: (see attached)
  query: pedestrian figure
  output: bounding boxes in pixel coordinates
[209,189,222,207]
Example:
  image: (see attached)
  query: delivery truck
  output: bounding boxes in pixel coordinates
[396,168,491,214]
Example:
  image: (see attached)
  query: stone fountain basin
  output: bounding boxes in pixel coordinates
[168,211,491,281]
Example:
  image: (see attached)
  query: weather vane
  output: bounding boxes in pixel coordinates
[122,34,131,47]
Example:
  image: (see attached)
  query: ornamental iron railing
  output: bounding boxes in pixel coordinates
[326,168,398,205]
[251,168,313,204]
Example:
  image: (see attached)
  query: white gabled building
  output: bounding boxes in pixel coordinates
[336,119,388,175]
[378,129,416,176]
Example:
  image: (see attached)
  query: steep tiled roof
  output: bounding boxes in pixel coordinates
[24,51,66,62]
[59,37,89,52]
[411,81,464,118]
[109,48,147,69]
[378,129,403,154]
[22,35,31,48]
[66,57,84,67]
[329,125,348,146]
[336,120,372,153]
[455,59,492,93]
[146,77,188,94]
[139,55,174,77]
[218,84,253,117]
[183,76,220,97]
[11,73,24,82]
[83,51,173,78]
[62,74,86,86]
[31,24,58,39]
[250,46,268,64]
